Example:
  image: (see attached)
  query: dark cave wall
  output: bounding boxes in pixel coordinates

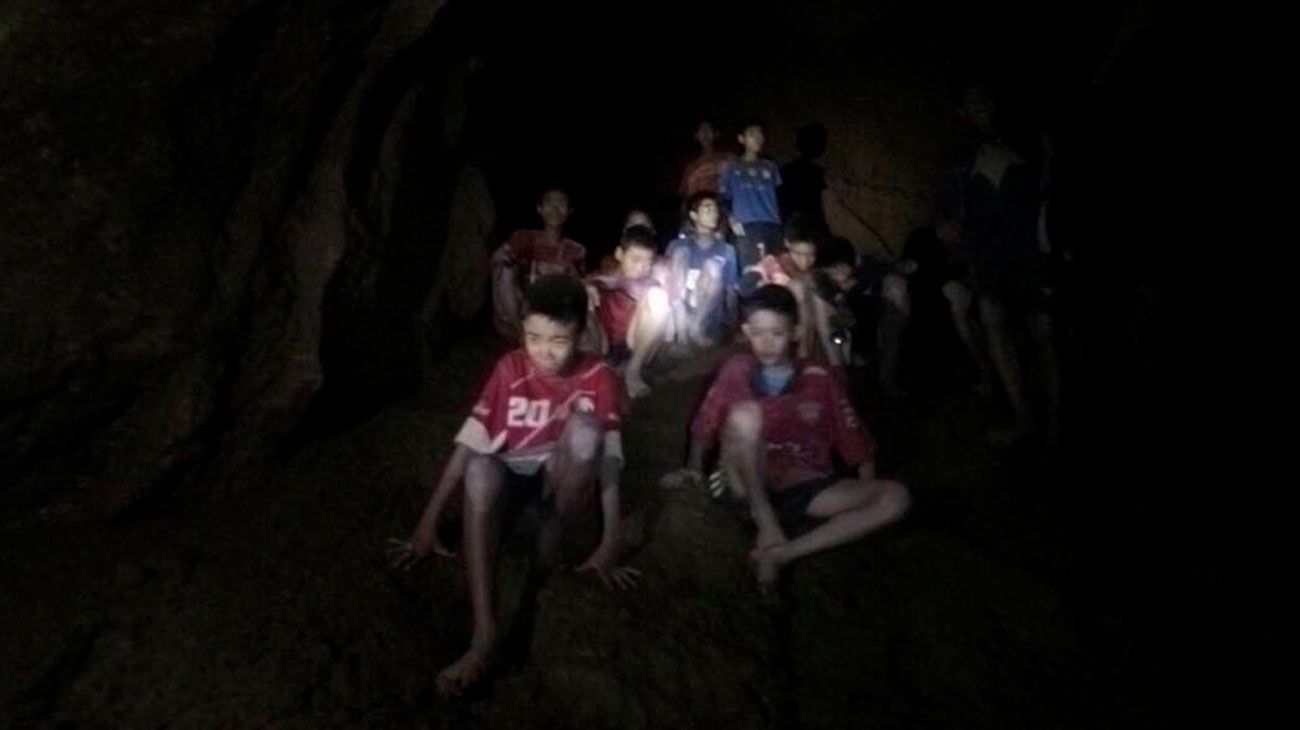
[0,0,467,518]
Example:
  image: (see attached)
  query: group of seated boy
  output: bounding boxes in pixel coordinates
[389,120,912,698]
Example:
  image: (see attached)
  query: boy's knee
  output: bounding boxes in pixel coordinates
[723,401,763,443]
[884,480,912,519]
[644,286,671,318]
[562,412,603,462]
[464,456,503,512]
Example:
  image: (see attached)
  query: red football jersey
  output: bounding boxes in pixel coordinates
[455,350,623,474]
[691,353,876,491]
[592,275,655,347]
[501,229,587,281]
[680,150,734,196]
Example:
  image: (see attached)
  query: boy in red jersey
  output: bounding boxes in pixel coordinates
[746,217,822,358]
[587,225,672,398]
[491,188,587,340]
[391,275,636,697]
[664,285,910,588]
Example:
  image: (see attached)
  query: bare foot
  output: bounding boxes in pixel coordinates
[435,639,493,698]
[625,371,651,399]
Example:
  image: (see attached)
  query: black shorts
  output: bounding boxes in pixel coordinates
[768,475,840,536]
[604,343,632,369]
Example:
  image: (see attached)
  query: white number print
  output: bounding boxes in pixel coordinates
[506,397,551,428]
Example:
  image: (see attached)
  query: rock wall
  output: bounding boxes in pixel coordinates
[0,0,466,519]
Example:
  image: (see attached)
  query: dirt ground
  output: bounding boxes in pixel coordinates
[0,328,1257,728]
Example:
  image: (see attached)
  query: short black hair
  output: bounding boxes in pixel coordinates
[685,190,720,216]
[818,235,858,270]
[538,186,569,204]
[783,215,822,247]
[739,118,765,134]
[743,284,799,326]
[619,225,657,253]
[524,274,588,333]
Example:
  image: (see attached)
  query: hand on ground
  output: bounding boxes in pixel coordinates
[576,546,641,590]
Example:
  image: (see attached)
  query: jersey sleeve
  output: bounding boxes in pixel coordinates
[568,240,588,276]
[454,356,512,454]
[826,373,876,467]
[690,356,749,450]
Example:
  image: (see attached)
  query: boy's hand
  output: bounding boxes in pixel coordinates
[660,468,704,491]
[576,545,641,591]
[729,219,745,237]
[387,529,454,570]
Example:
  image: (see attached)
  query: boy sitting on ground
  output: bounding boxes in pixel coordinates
[491,188,586,340]
[664,192,740,348]
[586,225,673,398]
[664,285,910,589]
[391,275,637,697]
[745,217,822,356]
[810,236,911,394]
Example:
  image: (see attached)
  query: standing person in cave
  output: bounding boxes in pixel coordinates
[780,123,830,236]
[491,188,586,340]
[680,119,734,198]
[935,83,1057,444]
[720,119,784,292]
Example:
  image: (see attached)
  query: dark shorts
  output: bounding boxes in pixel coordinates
[768,475,840,536]
[604,343,632,369]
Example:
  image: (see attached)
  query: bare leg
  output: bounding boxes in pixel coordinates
[690,259,726,347]
[979,296,1033,442]
[787,279,815,359]
[492,265,524,341]
[753,478,910,585]
[625,287,671,398]
[719,402,785,549]
[667,248,693,344]
[437,454,505,697]
[537,413,603,563]
[878,273,910,395]
[943,280,990,390]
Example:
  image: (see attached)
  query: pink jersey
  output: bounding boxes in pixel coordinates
[455,350,623,474]
[691,353,876,490]
[499,229,586,281]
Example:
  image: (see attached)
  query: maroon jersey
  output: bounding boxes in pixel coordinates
[498,229,586,282]
[455,350,623,474]
[691,354,876,491]
[592,275,655,347]
[680,150,734,196]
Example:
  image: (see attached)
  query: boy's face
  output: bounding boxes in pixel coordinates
[522,313,579,375]
[825,263,856,291]
[615,244,655,280]
[787,241,817,273]
[742,310,795,366]
[738,126,765,154]
[537,191,571,228]
[689,199,720,233]
[695,121,716,149]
